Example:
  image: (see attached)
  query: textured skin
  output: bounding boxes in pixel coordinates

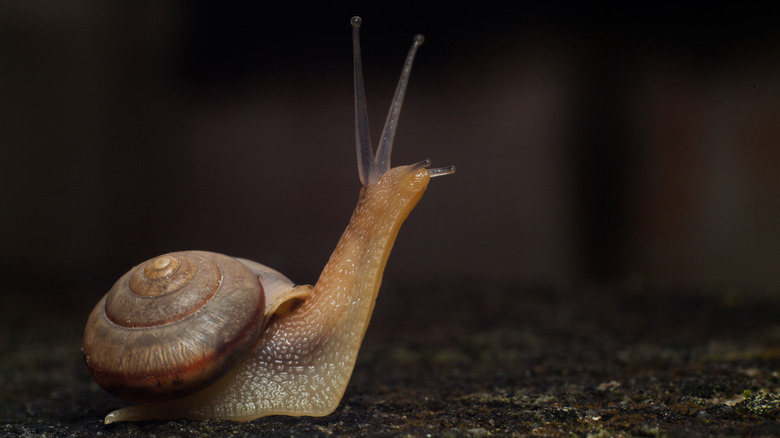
[104,164,431,423]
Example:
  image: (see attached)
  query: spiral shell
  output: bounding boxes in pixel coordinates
[82,251,266,402]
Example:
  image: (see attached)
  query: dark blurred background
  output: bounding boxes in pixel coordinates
[2,2,780,298]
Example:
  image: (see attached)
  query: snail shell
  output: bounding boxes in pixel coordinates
[82,251,311,402]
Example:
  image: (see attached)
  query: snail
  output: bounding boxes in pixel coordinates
[82,16,455,424]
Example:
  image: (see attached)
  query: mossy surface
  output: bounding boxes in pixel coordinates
[2,280,779,437]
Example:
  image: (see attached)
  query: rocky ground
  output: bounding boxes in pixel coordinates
[1,276,779,437]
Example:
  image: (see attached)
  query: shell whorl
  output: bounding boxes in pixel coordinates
[82,251,266,402]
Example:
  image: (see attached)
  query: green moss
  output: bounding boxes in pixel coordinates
[735,392,780,418]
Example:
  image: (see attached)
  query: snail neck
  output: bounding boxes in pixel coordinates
[310,164,430,327]
[239,163,431,416]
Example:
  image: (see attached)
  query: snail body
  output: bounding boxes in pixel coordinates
[82,16,454,424]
